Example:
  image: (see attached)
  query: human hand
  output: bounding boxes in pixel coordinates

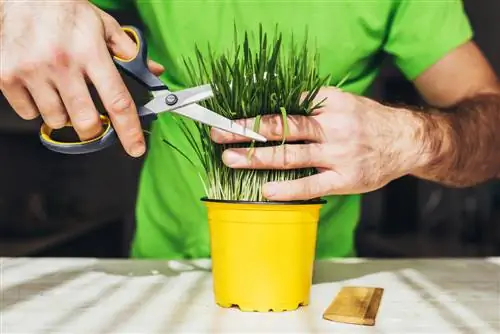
[0,0,164,157]
[210,87,429,201]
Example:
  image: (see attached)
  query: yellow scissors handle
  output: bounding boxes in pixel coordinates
[39,114,116,154]
[39,26,166,155]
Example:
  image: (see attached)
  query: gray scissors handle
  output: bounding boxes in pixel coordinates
[40,25,165,155]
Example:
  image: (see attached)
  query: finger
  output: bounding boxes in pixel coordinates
[1,83,39,120]
[55,72,102,141]
[147,59,165,76]
[262,171,336,201]
[25,81,68,129]
[222,144,325,169]
[211,114,323,144]
[85,43,145,157]
[103,18,165,76]
[101,12,138,61]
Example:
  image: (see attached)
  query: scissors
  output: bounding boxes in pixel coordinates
[39,26,266,154]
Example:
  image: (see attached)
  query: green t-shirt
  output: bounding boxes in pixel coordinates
[91,0,473,260]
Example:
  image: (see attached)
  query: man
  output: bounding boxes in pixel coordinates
[1,0,499,259]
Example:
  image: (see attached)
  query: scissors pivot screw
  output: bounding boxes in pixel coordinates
[165,94,178,106]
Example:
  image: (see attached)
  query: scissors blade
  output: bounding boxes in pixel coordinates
[144,84,214,114]
[174,84,215,107]
[173,104,267,142]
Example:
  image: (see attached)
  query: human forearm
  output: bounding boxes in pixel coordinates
[409,92,500,187]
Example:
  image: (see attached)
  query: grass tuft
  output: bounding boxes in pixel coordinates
[165,24,344,202]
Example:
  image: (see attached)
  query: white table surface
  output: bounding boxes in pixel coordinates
[1,257,500,333]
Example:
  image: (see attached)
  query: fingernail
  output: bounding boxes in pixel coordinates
[130,141,146,157]
[222,150,243,166]
[263,182,277,198]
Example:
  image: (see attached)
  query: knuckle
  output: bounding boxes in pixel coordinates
[66,101,100,130]
[6,59,44,79]
[120,123,143,139]
[41,108,68,128]
[264,115,284,137]
[107,93,133,114]
[335,92,356,111]
[45,47,72,70]
[312,144,326,164]
[17,59,39,77]
[67,95,90,111]
[101,12,119,30]
[73,115,100,133]
[283,146,300,168]
[0,70,18,88]
[42,109,68,128]
[334,113,361,138]
[70,105,98,123]
[297,115,310,128]
[71,38,99,60]
[210,128,226,143]
[235,118,252,130]
[326,86,339,94]
[46,117,68,129]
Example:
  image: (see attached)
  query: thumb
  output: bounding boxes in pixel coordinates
[101,18,165,76]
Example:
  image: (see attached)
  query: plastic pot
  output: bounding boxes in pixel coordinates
[202,197,326,312]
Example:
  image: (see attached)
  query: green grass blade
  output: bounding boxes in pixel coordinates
[279,107,289,145]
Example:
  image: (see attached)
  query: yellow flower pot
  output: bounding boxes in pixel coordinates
[202,197,325,312]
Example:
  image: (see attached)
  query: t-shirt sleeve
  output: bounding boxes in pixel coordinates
[383,0,473,81]
[90,0,133,10]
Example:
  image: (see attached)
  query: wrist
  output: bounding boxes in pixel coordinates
[385,105,453,177]
[407,109,454,176]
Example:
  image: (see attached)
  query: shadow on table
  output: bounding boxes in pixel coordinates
[91,259,211,277]
[313,258,420,283]
[1,267,91,312]
[1,259,209,312]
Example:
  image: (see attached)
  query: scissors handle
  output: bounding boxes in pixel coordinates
[40,114,116,154]
[39,25,163,154]
[113,26,167,91]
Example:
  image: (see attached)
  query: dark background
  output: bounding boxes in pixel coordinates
[1,1,499,258]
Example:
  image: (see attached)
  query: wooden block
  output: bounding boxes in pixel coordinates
[322,286,384,326]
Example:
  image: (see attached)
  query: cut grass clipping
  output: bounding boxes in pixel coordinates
[164,25,347,202]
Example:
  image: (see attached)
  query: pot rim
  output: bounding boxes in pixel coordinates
[200,196,327,205]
